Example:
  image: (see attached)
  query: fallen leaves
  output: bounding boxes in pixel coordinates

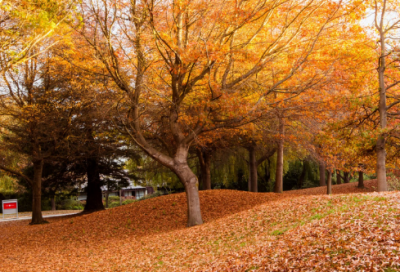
[1,179,399,271]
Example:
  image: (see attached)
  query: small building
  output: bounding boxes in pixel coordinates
[103,184,154,199]
[77,180,154,201]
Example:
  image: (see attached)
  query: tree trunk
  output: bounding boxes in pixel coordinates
[319,162,326,186]
[197,149,212,190]
[119,190,122,206]
[376,26,388,192]
[358,170,364,188]
[376,137,387,191]
[105,191,109,208]
[84,157,105,212]
[175,161,203,227]
[336,170,342,184]
[298,161,307,189]
[51,195,56,211]
[327,169,332,195]
[343,172,350,183]
[248,145,258,192]
[274,118,284,193]
[30,160,47,225]
[263,159,271,192]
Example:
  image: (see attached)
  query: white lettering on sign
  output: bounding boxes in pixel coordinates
[4,203,17,209]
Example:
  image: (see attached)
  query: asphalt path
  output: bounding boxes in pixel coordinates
[0,212,80,222]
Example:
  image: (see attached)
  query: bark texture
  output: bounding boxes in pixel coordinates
[248,145,258,192]
[274,118,284,193]
[343,172,350,183]
[358,170,364,188]
[319,162,326,186]
[84,157,105,212]
[197,149,212,190]
[298,161,307,188]
[376,19,388,192]
[336,170,342,184]
[30,160,47,225]
[175,161,203,226]
[327,170,332,195]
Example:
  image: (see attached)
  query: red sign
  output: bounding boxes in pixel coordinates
[3,203,17,209]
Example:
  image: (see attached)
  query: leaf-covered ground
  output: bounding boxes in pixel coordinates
[1,179,399,271]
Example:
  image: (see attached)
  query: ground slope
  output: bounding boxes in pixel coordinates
[1,180,398,271]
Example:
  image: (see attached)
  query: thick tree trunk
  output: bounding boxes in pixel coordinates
[84,157,105,212]
[358,170,364,188]
[51,195,56,211]
[197,149,212,190]
[274,119,284,193]
[319,162,326,186]
[343,172,350,183]
[30,160,47,225]
[376,137,387,191]
[327,169,332,195]
[175,162,203,227]
[248,145,258,192]
[336,170,342,184]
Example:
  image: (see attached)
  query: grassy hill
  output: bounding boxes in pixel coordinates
[1,179,399,271]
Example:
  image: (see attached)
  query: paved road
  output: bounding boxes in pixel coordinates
[0,212,80,222]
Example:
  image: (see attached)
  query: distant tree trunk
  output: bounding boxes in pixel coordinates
[336,170,342,184]
[84,157,105,212]
[105,191,109,208]
[197,149,212,190]
[274,118,284,193]
[358,170,364,188]
[376,16,388,192]
[50,195,56,211]
[319,162,326,186]
[30,160,47,225]
[343,172,350,183]
[262,159,271,192]
[248,145,258,192]
[298,161,307,189]
[327,169,332,195]
[119,190,122,206]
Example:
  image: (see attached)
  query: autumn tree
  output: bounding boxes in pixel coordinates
[0,0,76,72]
[77,0,364,226]
[0,38,106,223]
[372,0,400,192]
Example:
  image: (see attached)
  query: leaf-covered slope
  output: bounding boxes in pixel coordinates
[284,179,378,195]
[2,180,399,271]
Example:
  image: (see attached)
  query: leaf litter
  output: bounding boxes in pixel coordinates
[1,179,399,271]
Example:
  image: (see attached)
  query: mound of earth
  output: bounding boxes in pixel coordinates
[1,180,397,272]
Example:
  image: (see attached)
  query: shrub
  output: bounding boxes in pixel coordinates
[59,199,84,210]
[108,196,120,202]
[108,201,120,208]
[387,177,400,191]
[137,191,165,201]
[122,199,136,205]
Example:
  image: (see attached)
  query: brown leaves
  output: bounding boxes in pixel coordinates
[1,180,398,271]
